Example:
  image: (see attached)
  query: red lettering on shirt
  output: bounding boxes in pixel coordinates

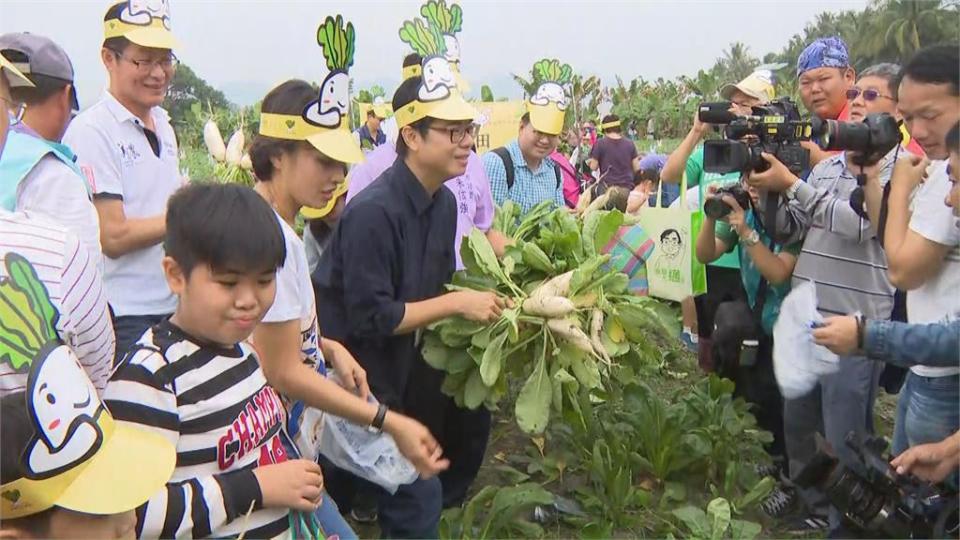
[216,386,287,471]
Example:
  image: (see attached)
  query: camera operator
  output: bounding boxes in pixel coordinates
[796,37,856,168]
[695,180,803,498]
[862,45,960,460]
[660,71,770,369]
[747,111,902,538]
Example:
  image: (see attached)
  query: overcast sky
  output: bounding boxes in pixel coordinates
[2,0,870,107]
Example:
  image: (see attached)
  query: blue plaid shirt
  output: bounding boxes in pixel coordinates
[483,140,564,215]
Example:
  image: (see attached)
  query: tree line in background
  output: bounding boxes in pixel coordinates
[163,0,959,176]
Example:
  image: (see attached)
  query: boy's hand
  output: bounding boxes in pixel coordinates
[253,459,324,512]
[384,412,451,478]
[322,338,370,400]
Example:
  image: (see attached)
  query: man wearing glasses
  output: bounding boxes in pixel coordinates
[848,63,925,156]
[63,1,182,363]
[315,62,507,537]
[0,33,101,264]
[484,112,566,215]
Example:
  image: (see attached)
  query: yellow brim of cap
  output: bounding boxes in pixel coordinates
[306,128,364,165]
[528,104,565,135]
[372,105,391,119]
[426,92,477,123]
[302,180,349,219]
[453,71,471,94]
[123,26,182,50]
[56,422,175,515]
[0,53,33,87]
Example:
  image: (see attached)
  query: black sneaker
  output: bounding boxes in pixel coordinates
[349,507,378,524]
[760,484,795,519]
[785,515,830,536]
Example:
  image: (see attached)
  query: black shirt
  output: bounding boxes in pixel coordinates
[313,158,457,410]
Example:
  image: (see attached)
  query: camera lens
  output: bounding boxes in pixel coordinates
[704,196,732,220]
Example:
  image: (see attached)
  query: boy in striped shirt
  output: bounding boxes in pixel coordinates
[103,184,332,539]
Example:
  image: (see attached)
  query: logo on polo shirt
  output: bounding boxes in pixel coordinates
[117,142,142,167]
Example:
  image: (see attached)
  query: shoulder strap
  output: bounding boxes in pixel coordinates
[552,161,562,190]
[492,147,515,191]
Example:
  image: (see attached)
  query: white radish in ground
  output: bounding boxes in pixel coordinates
[203,119,226,162]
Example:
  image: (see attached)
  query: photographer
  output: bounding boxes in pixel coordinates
[796,36,856,168]
[862,46,960,459]
[661,72,770,368]
[748,121,899,537]
[696,180,803,481]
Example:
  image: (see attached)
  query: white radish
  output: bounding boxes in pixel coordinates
[240,153,252,171]
[590,309,611,365]
[522,296,575,317]
[225,129,245,166]
[530,271,574,300]
[203,119,226,162]
[547,318,596,355]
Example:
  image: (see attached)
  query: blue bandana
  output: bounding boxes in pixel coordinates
[796,37,849,77]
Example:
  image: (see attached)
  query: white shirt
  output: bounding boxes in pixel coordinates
[16,154,102,265]
[260,213,324,370]
[62,92,181,317]
[907,160,960,377]
[0,210,115,395]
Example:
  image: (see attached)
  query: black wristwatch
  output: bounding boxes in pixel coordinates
[369,403,388,434]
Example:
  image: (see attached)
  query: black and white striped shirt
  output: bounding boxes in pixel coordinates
[104,321,293,539]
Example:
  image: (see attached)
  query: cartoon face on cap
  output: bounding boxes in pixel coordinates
[305,71,349,128]
[530,82,568,111]
[442,34,461,64]
[120,0,171,29]
[421,55,456,101]
[26,344,104,478]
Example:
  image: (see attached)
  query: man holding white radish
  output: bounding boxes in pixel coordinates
[63,1,183,363]
[315,21,506,535]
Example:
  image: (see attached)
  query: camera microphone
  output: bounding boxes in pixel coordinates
[698,102,739,124]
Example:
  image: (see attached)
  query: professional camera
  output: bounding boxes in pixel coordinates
[699,98,813,175]
[815,112,902,167]
[703,183,752,220]
[794,433,959,539]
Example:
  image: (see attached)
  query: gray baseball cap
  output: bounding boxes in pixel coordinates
[0,32,79,111]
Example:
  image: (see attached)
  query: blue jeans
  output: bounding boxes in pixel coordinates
[112,313,168,365]
[378,476,442,539]
[313,491,357,540]
[892,372,960,455]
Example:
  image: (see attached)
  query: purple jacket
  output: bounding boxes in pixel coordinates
[346,144,495,270]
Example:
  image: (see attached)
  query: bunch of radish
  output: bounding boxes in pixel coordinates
[202,103,253,185]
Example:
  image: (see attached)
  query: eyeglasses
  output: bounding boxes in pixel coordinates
[112,51,179,74]
[0,95,27,126]
[847,88,894,102]
[429,123,478,145]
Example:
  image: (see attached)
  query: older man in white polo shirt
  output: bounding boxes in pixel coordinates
[63,1,183,361]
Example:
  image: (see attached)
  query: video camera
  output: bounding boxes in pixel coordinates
[699,99,902,175]
[794,433,958,539]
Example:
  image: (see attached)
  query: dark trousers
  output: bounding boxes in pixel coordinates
[438,405,491,508]
[695,266,746,373]
[112,313,168,366]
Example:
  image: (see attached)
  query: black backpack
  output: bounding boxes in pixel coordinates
[491,147,562,192]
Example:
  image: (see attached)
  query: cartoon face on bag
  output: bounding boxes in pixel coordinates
[119,0,171,29]
[27,345,104,477]
[530,82,568,111]
[659,228,684,260]
[421,55,456,101]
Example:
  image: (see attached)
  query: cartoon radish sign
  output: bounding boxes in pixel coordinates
[420,55,456,101]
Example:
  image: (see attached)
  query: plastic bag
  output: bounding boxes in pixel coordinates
[318,398,419,494]
[773,282,840,399]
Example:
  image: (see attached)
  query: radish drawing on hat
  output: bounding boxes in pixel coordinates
[529,59,573,111]
[0,253,105,479]
[420,0,463,67]
[119,0,171,29]
[398,18,455,102]
[303,15,356,129]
